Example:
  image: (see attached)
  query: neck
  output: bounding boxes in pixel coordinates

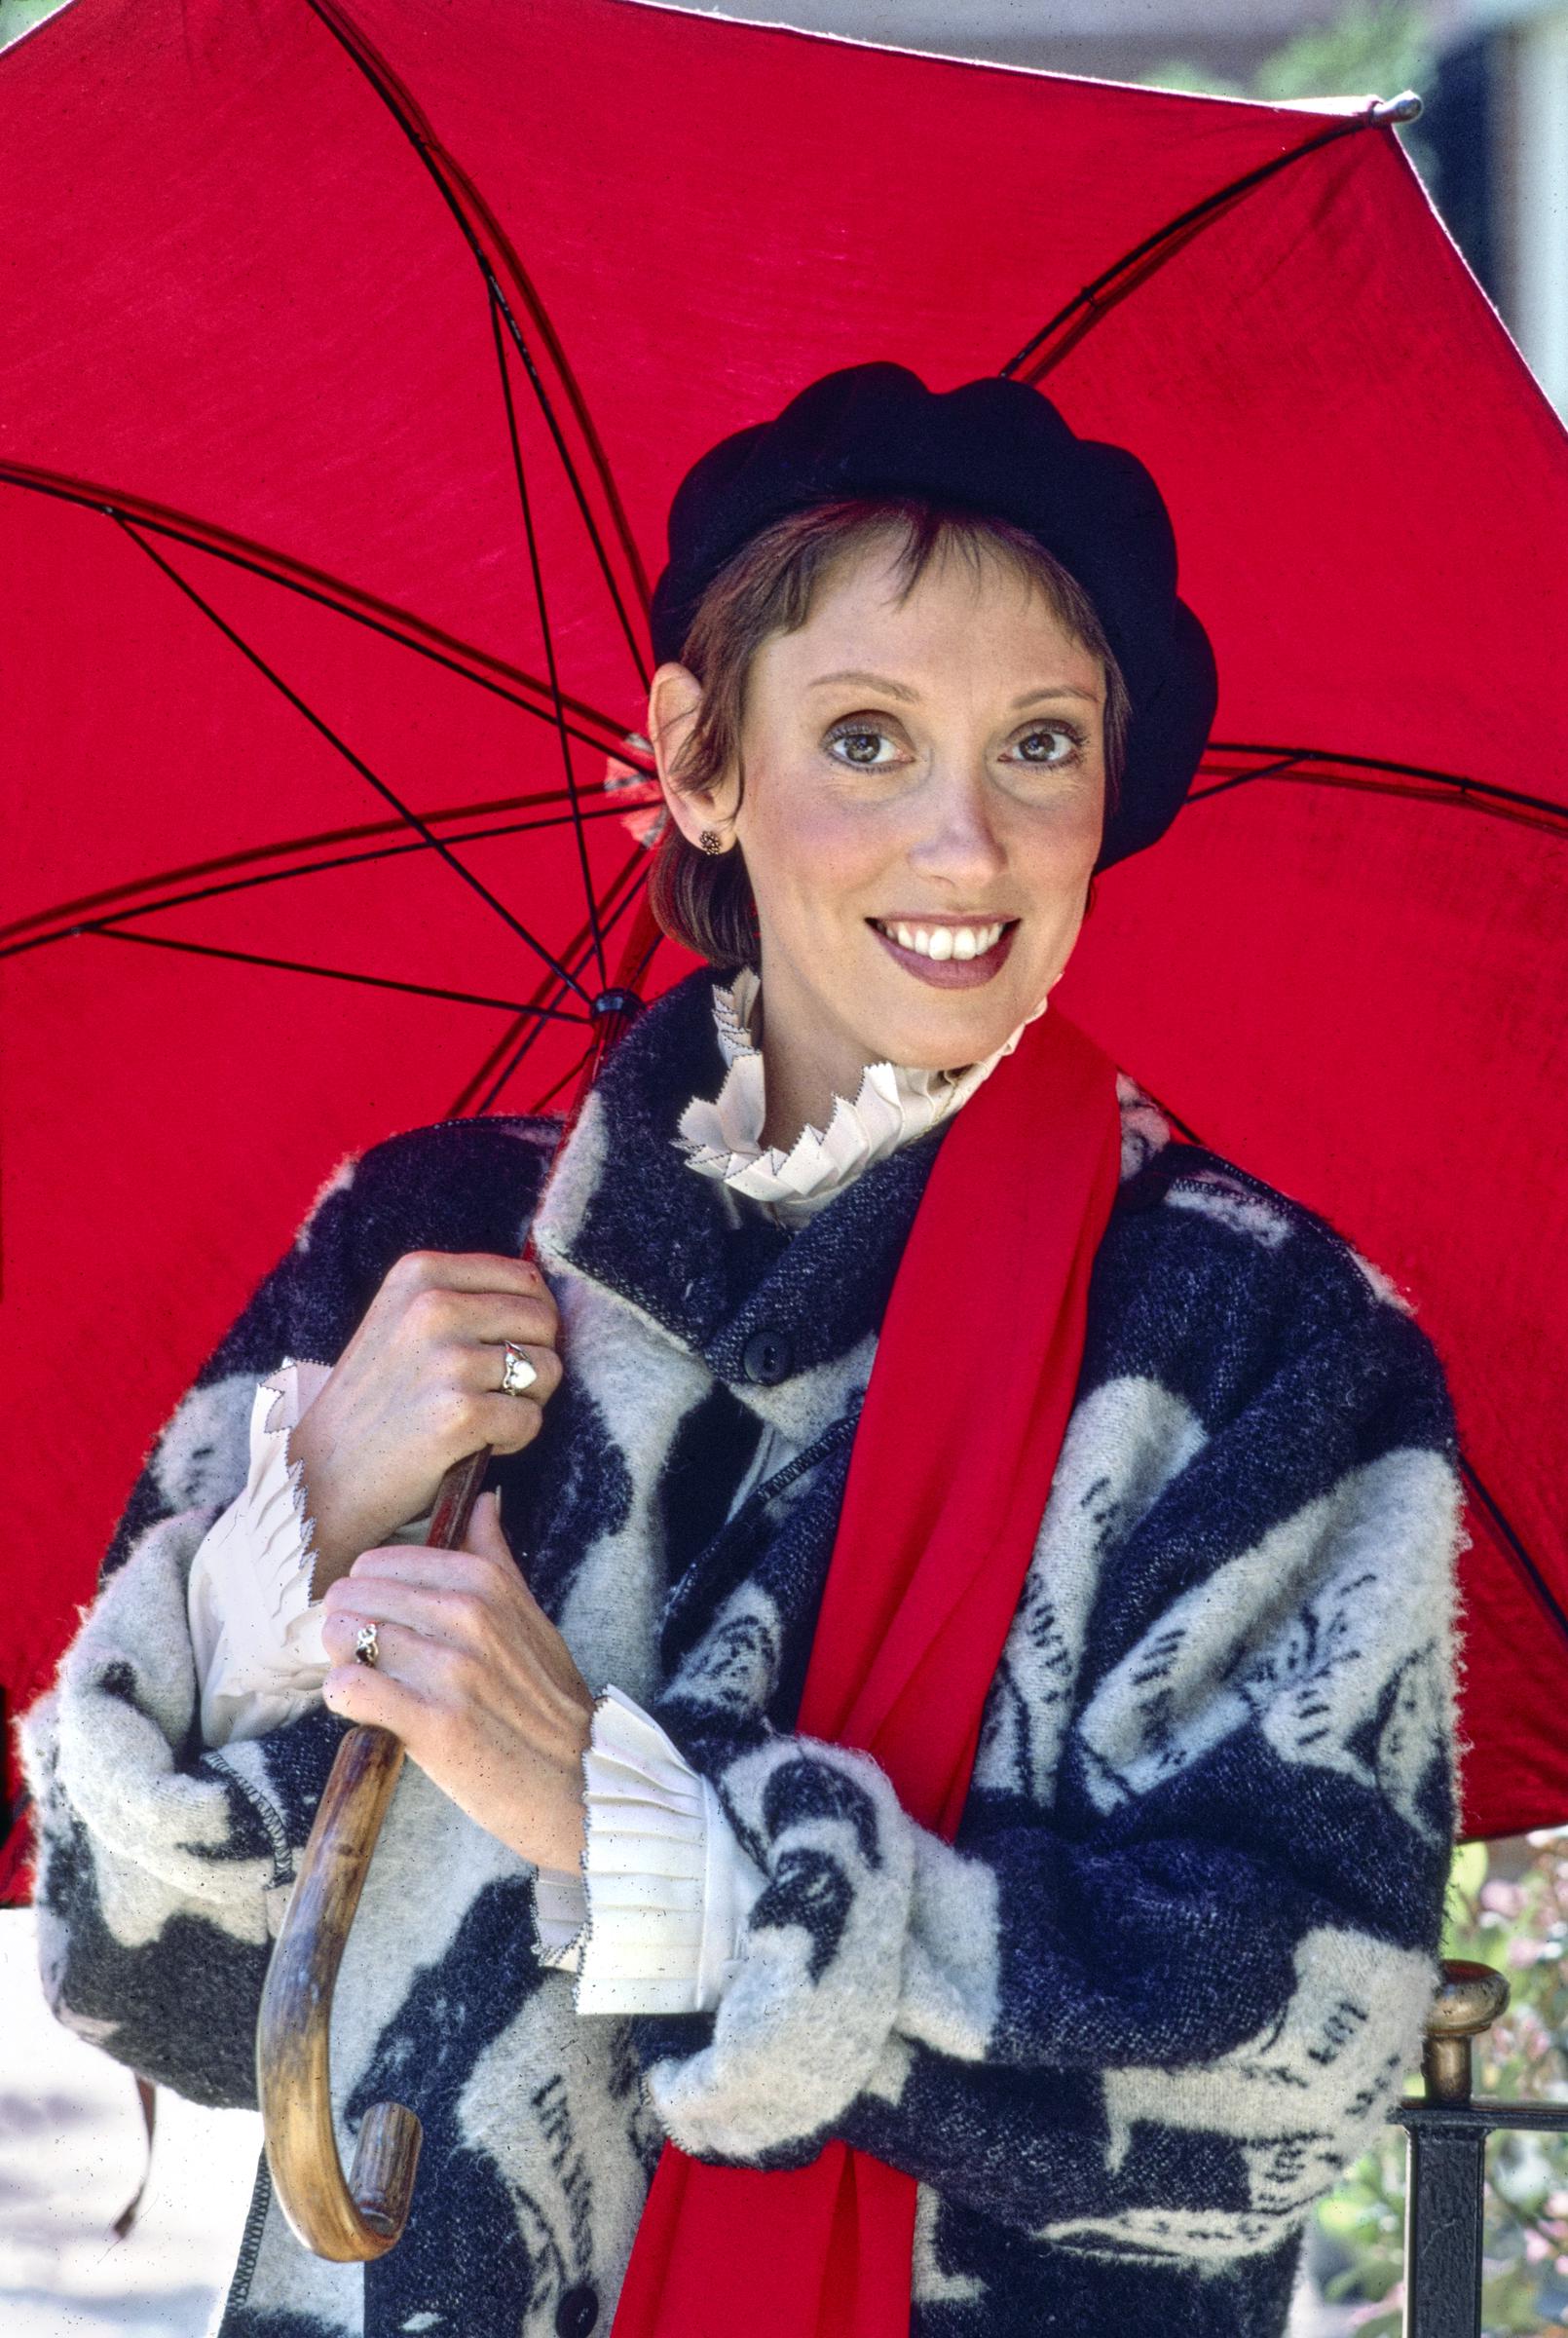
[752,970,880,1152]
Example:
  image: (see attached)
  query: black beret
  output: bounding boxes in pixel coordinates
[650,362,1217,867]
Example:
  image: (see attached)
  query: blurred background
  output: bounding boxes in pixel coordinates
[2,1,1563,2333]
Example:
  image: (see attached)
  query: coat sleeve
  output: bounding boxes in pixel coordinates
[634,1272,1462,2275]
[19,1118,556,2108]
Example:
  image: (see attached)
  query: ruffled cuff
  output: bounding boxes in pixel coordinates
[187,1361,442,1749]
[532,1866,590,1969]
[187,1360,334,1747]
[531,1688,765,2016]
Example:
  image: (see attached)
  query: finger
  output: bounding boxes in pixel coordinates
[462,1489,509,1565]
[387,1250,553,1302]
[453,1337,565,1403]
[461,1489,540,1611]
[318,1604,426,1664]
[461,1495,588,1706]
[321,1581,453,1644]
[406,1384,549,1464]
[322,1577,499,1656]
[411,1288,561,1352]
[320,1658,426,1736]
[344,1530,525,1601]
[464,1390,555,1457]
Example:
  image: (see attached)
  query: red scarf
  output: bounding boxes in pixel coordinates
[612,1006,1123,2338]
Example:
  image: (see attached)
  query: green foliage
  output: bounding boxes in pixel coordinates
[1139,57,1250,100]
[1251,3,1430,106]
[1311,1832,1568,2332]
[1132,2,1436,181]
[0,0,76,54]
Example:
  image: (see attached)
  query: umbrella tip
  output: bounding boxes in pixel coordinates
[1371,90,1424,126]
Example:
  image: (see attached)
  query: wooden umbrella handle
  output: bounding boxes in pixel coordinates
[253,958,654,2260]
[255,1446,486,2258]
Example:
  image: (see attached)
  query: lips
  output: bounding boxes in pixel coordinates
[868,916,1017,990]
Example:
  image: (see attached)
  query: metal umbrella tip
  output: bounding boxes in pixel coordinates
[1372,91,1424,125]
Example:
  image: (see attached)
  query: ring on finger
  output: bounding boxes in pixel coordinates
[500,1339,539,1399]
[354,1621,380,1669]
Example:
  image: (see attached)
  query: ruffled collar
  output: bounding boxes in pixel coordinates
[675,967,1043,1226]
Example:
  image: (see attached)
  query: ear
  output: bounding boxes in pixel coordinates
[647,661,738,848]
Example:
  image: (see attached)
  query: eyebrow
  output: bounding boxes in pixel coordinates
[805,669,1100,710]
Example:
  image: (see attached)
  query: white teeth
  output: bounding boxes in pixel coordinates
[877,919,1008,960]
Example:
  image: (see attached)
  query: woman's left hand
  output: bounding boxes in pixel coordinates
[319,1491,593,1872]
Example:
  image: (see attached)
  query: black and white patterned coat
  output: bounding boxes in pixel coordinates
[21,967,1462,2338]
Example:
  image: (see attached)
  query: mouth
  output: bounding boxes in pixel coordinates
[867,915,1018,990]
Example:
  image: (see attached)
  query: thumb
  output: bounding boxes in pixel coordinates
[461,1487,508,1562]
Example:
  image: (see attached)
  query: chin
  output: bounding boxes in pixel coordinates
[860,991,1032,1072]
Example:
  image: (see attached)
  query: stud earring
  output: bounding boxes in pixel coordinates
[698,829,724,856]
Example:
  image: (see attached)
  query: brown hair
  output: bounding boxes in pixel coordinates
[647,497,1130,968]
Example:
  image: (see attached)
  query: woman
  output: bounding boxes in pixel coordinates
[22,364,1462,2338]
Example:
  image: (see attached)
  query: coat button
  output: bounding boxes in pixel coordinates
[742,1328,793,1385]
[556,2286,599,2338]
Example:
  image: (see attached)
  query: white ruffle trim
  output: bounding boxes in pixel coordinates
[533,1687,765,2016]
[676,965,1043,1221]
[187,1359,436,1749]
[187,1360,334,1747]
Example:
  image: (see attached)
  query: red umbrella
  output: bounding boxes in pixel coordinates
[3,0,1565,1899]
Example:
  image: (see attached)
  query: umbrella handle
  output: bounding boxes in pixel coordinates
[255,952,655,2259]
[255,1449,488,2259]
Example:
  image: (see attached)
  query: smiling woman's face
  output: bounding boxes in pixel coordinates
[653,532,1108,1134]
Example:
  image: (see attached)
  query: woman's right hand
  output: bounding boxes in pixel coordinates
[287,1250,563,1591]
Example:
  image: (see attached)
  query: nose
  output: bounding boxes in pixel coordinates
[905,761,1007,891]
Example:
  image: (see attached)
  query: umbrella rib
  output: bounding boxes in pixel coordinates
[1001,101,1414,382]
[447,932,592,1119]
[1186,754,1313,805]
[445,849,648,1117]
[1460,1459,1568,1649]
[115,518,592,1000]
[2,799,649,965]
[488,281,609,990]
[0,465,628,753]
[447,1009,552,1122]
[463,848,651,1116]
[530,1037,600,1118]
[1194,740,1568,829]
[81,928,586,1021]
[302,0,651,687]
[478,855,650,1117]
[482,262,651,688]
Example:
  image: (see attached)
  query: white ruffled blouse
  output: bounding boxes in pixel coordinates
[186,974,1033,2012]
[676,966,1038,1223]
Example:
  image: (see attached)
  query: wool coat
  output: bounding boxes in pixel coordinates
[21,967,1463,2338]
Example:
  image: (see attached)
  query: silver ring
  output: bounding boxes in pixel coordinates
[354,1622,380,1669]
[501,1339,540,1398]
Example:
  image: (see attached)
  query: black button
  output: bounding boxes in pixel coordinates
[742,1328,793,1385]
[556,2285,599,2338]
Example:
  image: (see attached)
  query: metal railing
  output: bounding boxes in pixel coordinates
[1395,1959,1568,2335]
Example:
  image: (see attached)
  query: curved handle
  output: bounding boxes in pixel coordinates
[256,1721,422,2257]
[254,970,652,2258]
[255,1443,490,2257]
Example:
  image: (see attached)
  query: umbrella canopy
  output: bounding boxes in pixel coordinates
[3,0,1565,1894]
